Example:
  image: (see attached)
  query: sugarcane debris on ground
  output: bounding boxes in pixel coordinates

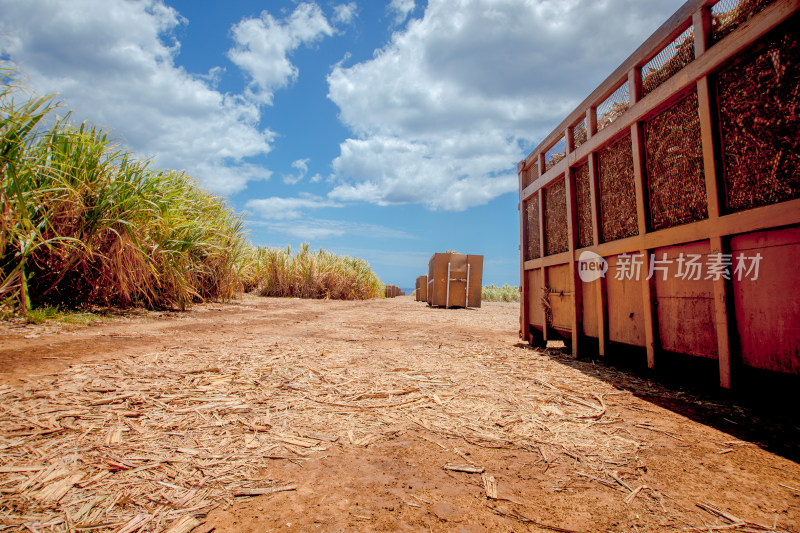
[1,296,798,532]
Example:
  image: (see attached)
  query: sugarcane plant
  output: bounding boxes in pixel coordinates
[1,70,250,315]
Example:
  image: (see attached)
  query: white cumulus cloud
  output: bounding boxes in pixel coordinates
[228,3,335,105]
[245,194,343,220]
[388,0,416,25]
[0,0,276,195]
[283,158,310,185]
[327,0,684,210]
[329,134,518,209]
[255,219,414,241]
[333,2,358,25]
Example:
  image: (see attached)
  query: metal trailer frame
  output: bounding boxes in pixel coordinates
[517,0,800,387]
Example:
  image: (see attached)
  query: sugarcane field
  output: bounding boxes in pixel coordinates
[2,0,800,531]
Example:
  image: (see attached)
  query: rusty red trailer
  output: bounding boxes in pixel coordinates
[518,0,800,387]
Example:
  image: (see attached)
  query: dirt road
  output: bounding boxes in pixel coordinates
[1,296,798,532]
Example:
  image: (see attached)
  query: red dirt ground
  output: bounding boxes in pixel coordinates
[1,295,799,532]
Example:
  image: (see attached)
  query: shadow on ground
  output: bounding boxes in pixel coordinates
[516,340,800,465]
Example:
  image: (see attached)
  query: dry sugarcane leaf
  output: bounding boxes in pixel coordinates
[234,484,298,497]
[443,463,485,474]
[163,516,202,533]
[33,473,84,502]
[624,484,645,504]
[303,432,338,442]
[0,465,45,473]
[89,393,136,406]
[482,472,498,500]
[352,388,419,400]
[272,434,320,448]
[355,434,381,447]
[104,425,123,445]
[696,502,743,524]
[113,513,152,533]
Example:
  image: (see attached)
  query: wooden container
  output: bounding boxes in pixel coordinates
[427,253,483,308]
[385,285,401,298]
[416,275,428,302]
[517,0,800,388]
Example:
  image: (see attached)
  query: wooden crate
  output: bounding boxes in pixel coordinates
[517,0,800,388]
[416,275,428,302]
[427,253,483,308]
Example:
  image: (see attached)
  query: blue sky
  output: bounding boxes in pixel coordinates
[0,0,685,288]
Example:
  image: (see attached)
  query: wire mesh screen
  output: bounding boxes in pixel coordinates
[525,197,541,261]
[544,136,567,171]
[575,162,593,248]
[711,0,775,44]
[642,26,695,98]
[573,118,588,150]
[598,134,639,242]
[718,19,800,212]
[544,178,569,256]
[597,82,630,132]
[521,163,539,189]
[645,90,709,231]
